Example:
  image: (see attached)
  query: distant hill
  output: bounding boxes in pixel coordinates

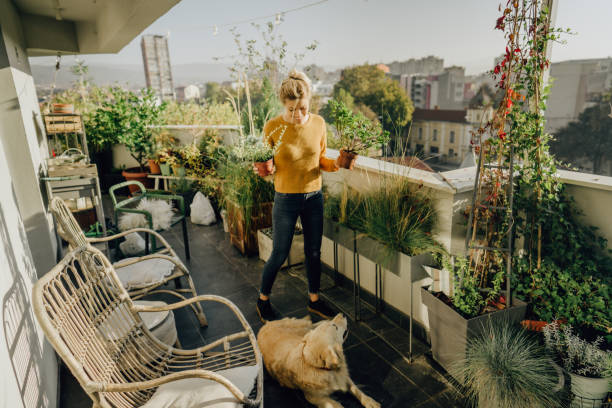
[30,62,232,89]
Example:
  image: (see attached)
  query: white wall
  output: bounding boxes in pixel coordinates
[0,134,56,408]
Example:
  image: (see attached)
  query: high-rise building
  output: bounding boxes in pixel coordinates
[141,34,175,100]
[545,58,612,133]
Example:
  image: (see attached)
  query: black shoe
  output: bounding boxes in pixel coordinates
[256,298,278,323]
[307,298,335,319]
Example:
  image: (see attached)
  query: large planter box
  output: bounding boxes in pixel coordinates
[356,234,433,277]
[257,227,304,268]
[421,286,527,376]
[322,218,356,249]
[226,201,273,256]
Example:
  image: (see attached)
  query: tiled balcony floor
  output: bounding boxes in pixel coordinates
[59,216,467,408]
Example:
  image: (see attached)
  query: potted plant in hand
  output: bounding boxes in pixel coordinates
[543,322,612,407]
[250,126,285,177]
[328,99,389,169]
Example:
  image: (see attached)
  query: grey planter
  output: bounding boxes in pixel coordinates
[323,218,356,249]
[421,286,527,376]
[356,234,433,277]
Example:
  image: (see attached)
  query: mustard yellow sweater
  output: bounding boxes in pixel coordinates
[263,114,338,193]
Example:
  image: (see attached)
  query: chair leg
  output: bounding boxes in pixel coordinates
[182,218,190,260]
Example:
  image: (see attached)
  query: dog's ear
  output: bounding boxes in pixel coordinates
[321,345,340,369]
[302,332,341,369]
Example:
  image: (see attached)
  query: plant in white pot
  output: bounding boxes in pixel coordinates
[543,322,611,407]
[327,99,389,169]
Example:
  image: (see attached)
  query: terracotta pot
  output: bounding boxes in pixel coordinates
[122,168,152,194]
[254,159,274,177]
[148,159,161,175]
[520,319,566,332]
[52,103,74,114]
[338,149,358,170]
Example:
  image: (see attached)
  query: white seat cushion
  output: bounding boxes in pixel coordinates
[98,300,177,346]
[136,300,178,346]
[114,257,176,290]
[141,364,259,408]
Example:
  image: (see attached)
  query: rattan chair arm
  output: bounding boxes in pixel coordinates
[133,295,234,313]
[133,295,251,333]
[87,228,173,251]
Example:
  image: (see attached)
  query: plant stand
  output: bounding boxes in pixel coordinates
[421,286,527,377]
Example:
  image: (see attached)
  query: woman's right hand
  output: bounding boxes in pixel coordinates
[252,164,276,177]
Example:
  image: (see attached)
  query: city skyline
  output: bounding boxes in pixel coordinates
[31,0,612,76]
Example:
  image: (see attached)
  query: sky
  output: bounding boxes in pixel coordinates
[32,0,612,75]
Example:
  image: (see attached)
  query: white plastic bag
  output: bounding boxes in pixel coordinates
[190,192,217,225]
[119,232,146,256]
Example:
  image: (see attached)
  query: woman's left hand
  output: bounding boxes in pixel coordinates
[334,156,341,170]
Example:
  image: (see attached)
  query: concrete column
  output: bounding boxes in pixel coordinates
[0,3,57,278]
[0,2,59,407]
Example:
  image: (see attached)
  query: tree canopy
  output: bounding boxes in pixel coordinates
[332,65,413,133]
[551,93,612,175]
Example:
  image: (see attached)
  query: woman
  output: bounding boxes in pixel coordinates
[255,70,342,323]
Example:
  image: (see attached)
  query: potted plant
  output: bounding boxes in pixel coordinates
[148,152,162,175]
[103,87,166,192]
[250,125,286,177]
[454,320,564,408]
[327,99,389,169]
[543,323,612,407]
[421,255,528,374]
[219,157,275,256]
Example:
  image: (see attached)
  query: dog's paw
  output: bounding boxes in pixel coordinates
[361,396,381,408]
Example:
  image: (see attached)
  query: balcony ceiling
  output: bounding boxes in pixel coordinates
[13,0,181,56]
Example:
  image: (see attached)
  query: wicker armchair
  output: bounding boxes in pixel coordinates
[32,245,263,408]
[49,197,208,326]
[109,180,190,260]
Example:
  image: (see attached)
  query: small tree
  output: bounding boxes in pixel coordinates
[333,64,414,132]
[89,87,166,171]
[551,93,612,174]
[328,99,390,154]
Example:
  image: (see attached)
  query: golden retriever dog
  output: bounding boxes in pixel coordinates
[257,314,380,408]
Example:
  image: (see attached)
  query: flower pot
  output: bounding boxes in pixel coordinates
[148,159,161,175]
[226,201,273,256]
[159,163,172,176]
[122,168,152,193]
[568,372,610,408]
[221,209,229,232]
[172,166,186,177]
[52,103,74,114]
[338,149,358,170]
[421,286,528,378]
[258,227,304,268]
[254,159,274,177]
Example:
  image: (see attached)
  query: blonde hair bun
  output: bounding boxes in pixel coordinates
[280,69,311,102]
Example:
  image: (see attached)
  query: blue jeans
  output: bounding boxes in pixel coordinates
[260,190,323,296]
